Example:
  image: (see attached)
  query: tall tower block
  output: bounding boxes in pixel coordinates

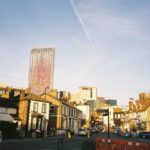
[28,47,55,95]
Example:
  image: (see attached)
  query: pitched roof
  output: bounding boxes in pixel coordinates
[141,103,150,111]
[41,93,81,111]
[25,93,49,103]
[40,93,62,103]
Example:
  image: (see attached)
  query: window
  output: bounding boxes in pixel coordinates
[62,106,64,115]
[64,106,66,115]
[33,102,38,112]
[69,108,71,116]
[74,110,76,118]
[71,109,73,117]
[37,117,42,130]
[50,105,55,114]
[90,90,92,98]
[42,103,46,113]
[66,107,68,116]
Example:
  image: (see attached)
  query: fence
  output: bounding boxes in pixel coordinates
[96,137,150,150]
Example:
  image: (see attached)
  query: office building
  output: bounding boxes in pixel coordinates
[105,99,117,106]
[28,47,55,95]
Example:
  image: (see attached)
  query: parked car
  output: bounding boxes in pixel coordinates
[139,131,150,138]
[125,132,132,138]
[78,128,89,136]
[125,132,139,138]
[131,132,139,138]
[114,128,121,136]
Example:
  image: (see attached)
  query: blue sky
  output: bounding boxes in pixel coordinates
[0,0,150,105]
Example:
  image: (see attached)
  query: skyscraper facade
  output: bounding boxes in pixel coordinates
[28,47,55,95]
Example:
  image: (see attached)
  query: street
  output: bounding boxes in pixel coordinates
[1,136,84,150]
[1,133,150,150]
[1,135,91,150]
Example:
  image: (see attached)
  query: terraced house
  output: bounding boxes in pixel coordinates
[18,93,51,137]
[125,93,150,132]
[41,90,82,135]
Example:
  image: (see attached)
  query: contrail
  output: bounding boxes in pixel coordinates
[70,0,96,51]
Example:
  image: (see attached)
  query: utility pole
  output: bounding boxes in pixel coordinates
[108,108,110,138]
[45,86,49,100]
[97,108,110,138]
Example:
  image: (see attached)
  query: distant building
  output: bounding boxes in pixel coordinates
[105,99,117,106]
[28,47,55,95]
[70,86,97,104]
[57,91,70,101]
[76,104,90,128]
[96,97,106,109]
[79,86,97,101]
[102,106,126,128]
[87,100,97,111]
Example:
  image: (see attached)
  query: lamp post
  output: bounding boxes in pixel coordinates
[97,108,110,138]
[103,109,110,138]
[108,109,110,138]
[45,86,49,100]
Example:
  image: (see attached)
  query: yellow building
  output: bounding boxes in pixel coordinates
[41,92,82,135]
[18,93,50,137]
[125,93,150,131]
[0,87,24,99]
[137,104,150,131]
[70,86,97,104]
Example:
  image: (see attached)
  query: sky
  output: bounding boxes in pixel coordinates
[0,0,150,106]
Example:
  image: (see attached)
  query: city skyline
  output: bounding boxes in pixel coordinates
[0,0,150,105]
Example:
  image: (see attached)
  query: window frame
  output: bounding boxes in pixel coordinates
[33,102,38,112]
[42,103,46,113]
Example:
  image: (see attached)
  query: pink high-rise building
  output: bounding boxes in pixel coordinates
[28,47,55,95]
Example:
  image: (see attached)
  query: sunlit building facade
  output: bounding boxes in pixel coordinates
[28,47,55,95]
[70,86,97,104]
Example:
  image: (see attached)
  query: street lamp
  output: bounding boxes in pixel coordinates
[97,108,110,138]
[103,109,110,138]
[45,86,49,100]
